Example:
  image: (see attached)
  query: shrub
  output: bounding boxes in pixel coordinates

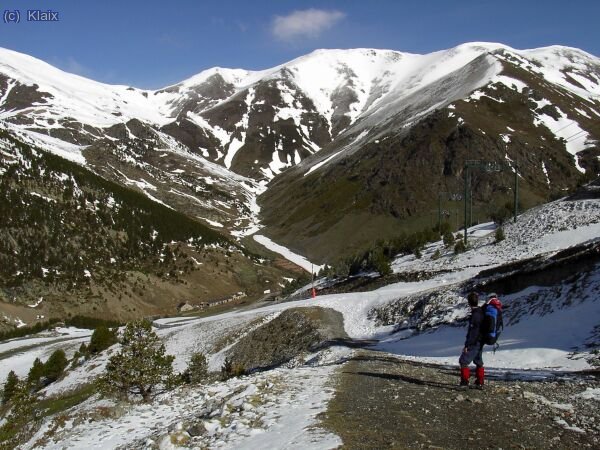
[495,227,506,243]
[220,357,245,380]
[454,240,466,254]
[281,272,312,296]
[183,352,209,384]
[443,230,455,248]
[490,201,517,225]
[370,248,392,276]
[65,315,122,330]
[431,249,441,260]
[438,221,452,236]
[101,319,175,402]
[88,326,118,354]
[335,245,394,277]
[0,319,60,343]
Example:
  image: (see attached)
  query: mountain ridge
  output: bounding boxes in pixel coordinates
[1,42,599,260]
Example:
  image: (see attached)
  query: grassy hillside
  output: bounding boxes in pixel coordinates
[258,58,599,263]
[0,130,289,329]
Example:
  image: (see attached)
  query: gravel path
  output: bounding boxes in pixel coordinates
[322,350,599,449]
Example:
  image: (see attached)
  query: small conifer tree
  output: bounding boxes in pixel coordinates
[88,326,118,354]
[370,248,392,276]
[220,357,245,380]
[44,349,68,383]
[183,352,209,384]
[454,240,466,254]
[0,380,39,446]
[102,319,175,402]
[495,227,506,243]
[1,371,19,404]
[27,357,45,389]
[443,230,455,248]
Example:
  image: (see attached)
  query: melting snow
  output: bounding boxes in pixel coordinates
[224,88,255,169]
[533,104,592,159]
[27,297,43,308]
[541,161,551,185]
[253,235,323,273]
[203,218,224,228]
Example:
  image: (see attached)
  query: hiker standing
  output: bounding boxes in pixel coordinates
[459,291,485,388]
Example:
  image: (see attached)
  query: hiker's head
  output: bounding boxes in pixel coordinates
[488,293,498,301]
[467,292,479,307]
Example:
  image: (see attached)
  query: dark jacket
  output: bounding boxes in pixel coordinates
[464,307,483,347]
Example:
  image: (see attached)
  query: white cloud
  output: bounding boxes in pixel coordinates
[272,9,345,41]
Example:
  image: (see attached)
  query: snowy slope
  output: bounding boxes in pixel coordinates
[1,43,598,256]
[521,45,600,102]
[0,47,169,127]
[0,45,545,123]
[1,43,598,179]
[3,197,598,390]
[2,196,599,448]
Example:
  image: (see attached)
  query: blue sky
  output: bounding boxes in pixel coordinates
[0,0,598,89]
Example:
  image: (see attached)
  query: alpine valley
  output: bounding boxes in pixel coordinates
[1,41,600,450]
[0,42,599,325]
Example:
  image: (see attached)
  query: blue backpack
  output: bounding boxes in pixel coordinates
[481,297,503,345]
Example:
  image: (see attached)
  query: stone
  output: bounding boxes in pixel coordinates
[187,422,207,437]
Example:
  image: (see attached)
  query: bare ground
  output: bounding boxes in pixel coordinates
[321,350,600,449]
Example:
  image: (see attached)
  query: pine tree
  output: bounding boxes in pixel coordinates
[0,380,39,447]
[373,253,392,276]
[1,371,19,404]
[44,349,68,383]
[27,357,45,389]
[454,240,466,254]
[102,319,175,402]
[443,230,455,248]
[495,227,505,243]
[183,352,209,384]
[220,357,245,380]
[88,326,117,354]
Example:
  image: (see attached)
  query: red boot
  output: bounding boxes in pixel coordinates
[460,367,470,387]
[475,366,485,389]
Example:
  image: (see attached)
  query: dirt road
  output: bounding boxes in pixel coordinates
[322,350,599,449]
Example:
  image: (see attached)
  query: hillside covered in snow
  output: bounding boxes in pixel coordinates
[1,193,599,448]
[0,43,598,261]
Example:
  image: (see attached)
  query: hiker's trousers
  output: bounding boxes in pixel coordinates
[459,341,485,367]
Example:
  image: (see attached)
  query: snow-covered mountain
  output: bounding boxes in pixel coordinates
[1,43,598,176]
[0,43,599,253]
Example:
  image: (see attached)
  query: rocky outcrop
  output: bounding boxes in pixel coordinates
[226,307,347,371]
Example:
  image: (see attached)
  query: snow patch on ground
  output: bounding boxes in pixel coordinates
[253,234,323,273]
[533,104,592,158]
[0,328,92,385]
[377,293,599,371]
[27,353,345,450]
